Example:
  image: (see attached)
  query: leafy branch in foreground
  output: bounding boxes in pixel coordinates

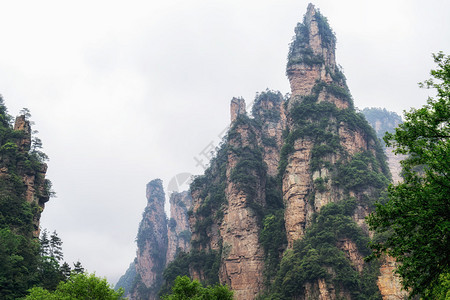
[367,52,450,299]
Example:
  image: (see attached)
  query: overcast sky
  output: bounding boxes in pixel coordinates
[1,0,449,285]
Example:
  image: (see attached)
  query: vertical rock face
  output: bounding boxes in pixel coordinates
[14,115,32,151]
[377,256,408,299]
[282,3,382,249]
[117,182,193,299]
[360,108,405,184]
[384,147,405,184]
[131,179,168,300]
[287,3,338,103]
[188,90,286,299]
[12,116,50,237]
[230,97,246,123]
[218,117,265,299]
[276,4,395,299]
[252,92,287,176]
[166,191,193,265]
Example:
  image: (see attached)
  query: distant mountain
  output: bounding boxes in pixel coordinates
[361,107,403,142]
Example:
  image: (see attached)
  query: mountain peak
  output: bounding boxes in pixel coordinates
[287,5,340,100]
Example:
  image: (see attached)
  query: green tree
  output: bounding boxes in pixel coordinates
[0,228,39,300]
[72,261,85,275]
[37,229,67,290]
[49,231,63,262]
[162,276,233,300]
[25,273,125,300]
[367,52,450,298]
[60,262,72,281]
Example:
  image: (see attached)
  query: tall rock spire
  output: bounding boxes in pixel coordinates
[131,179,168,300]
[287,3,343,102]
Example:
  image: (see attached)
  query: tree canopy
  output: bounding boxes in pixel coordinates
[25,273,125,300]
[367,52,450,298]
[162,276,233,300]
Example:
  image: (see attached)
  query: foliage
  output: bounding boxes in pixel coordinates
[0,194,34,235]
[252,90,284,122]
[264,200,380,299]
[367,52,450,299]
[278,80,389,186]
[333,151,390,194]
[169,218,177,231]
[37,229,69,290]
[278,96,342,177]
[315,9,336,49]
[287,9,335,68]
[259,210,287,283]
[423,272,450,300]
[25,273,125,300]
[230,145,266,205]
[314,177,328,193]
[162,275,233,300]
[0,227,40,300]
[190,139,228,249]
[160,250,221,297]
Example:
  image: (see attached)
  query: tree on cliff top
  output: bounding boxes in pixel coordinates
[367,52,450,298]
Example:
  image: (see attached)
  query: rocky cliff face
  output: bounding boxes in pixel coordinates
[361,108,405,184]
[166,191,193,265]
[384,147,405,184]
[218,101,266,299]
[117,181,193,299]
[282,3,382,248]
[0,115,51,237]
[188,90,286,299]
[130,179,168,300]
[279,5,394,298]
[377,255,409,299]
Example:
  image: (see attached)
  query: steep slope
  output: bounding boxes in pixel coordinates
[361,108,405,183]
[115,260,137,296]
[282,3,389,246]
[361,108,402,142]
[166,191,193,265]
[0,113,51,238]
[117,182,193,299]
[274,4,391,298]
[129,179,168,300]
[187,90,286,299]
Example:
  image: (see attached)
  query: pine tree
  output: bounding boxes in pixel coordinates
[39,229,50,257]
[59,262,71,281]
[49,231,63,262]
[73,261,85,275]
